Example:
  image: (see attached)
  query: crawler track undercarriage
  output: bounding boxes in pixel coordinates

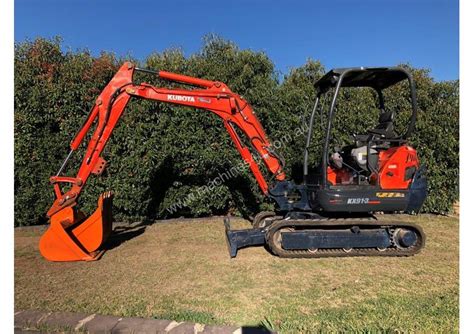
[225,214,425,258]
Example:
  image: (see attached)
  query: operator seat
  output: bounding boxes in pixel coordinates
[368,110,397,138]
[355,110,398,144]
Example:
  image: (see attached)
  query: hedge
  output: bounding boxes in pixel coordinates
[14,36,459,226]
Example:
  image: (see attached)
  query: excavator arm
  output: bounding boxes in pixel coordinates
[40,62,286,261]
[48,62,285,217]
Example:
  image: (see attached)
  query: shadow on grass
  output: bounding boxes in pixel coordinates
[105,224,147,251]
[241,326,274,333]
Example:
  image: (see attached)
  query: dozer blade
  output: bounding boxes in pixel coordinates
[39,191,114,262]
[223,217,265,258]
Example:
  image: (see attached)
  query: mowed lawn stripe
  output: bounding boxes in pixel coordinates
[14,215,459,333]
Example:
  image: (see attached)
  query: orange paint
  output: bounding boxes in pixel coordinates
[40,192,113,262]
[378,145,419,189]
[41,63,286,262]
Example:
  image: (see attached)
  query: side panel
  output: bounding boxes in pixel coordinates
[310,165,427,213]
[379,145,419,189]
[315,188,411,212]
[405,165,428,213]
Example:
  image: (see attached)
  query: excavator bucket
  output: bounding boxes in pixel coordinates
[39,192,114,262]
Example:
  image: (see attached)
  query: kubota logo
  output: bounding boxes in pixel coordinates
[167,94,195,102]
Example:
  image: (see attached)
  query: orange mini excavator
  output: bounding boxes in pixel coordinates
[40,62,427,261]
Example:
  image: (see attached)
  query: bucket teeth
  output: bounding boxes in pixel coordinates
[103,190,114,199]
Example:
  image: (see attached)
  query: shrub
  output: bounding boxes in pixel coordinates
[14,36,459,226]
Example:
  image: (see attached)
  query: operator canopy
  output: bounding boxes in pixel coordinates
[314,67,410,94]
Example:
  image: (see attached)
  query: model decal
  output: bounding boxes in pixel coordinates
[376,192,405,198]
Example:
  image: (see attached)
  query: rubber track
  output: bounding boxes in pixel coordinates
[265,218,425,258]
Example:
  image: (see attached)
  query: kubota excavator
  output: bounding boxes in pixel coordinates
[39,62,427,261]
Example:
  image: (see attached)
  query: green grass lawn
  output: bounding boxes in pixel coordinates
[14,214,459,333]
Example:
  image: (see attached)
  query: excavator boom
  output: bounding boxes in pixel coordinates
[40,62,285,261]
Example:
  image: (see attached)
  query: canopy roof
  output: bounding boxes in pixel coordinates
[314,67,410,93]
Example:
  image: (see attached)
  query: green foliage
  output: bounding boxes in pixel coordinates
[14,36,459,226]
